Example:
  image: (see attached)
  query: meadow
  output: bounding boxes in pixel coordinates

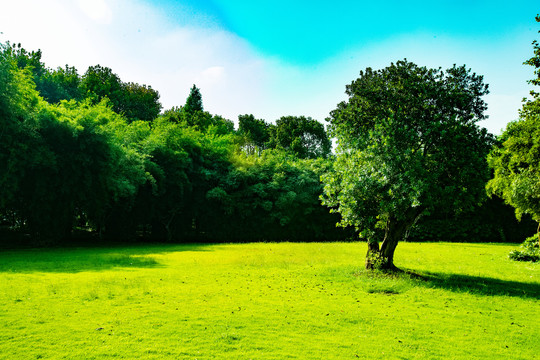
[0,242,538,359]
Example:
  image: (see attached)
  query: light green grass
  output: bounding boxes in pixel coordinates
[0,242,538,359]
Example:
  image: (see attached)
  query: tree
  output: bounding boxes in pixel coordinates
[4,42,83,103]
[81,65,161,122]
[81,65,123,109]
[118,82,162,122]
[238,114,271,154]
[322,60,493,270]
[184,84,203,114]
[268,116,331,159]
[40,65,83,103]
[487,15,540,247]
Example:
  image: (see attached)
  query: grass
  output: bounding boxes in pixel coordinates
[0,241,538,359]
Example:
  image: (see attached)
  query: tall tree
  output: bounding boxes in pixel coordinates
[322,60,493,270]
[487,15,540,244]
[184,84,203,114]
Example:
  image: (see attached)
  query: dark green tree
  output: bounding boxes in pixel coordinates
[40,65,83,103]
[81,65,161,122]
[238,114,271,154]
[268,116,331,159]
[184,84,203,114]
[80,65,123,108]
[119,82,162,122]
[487,15,540,251]
[322,60,493,270]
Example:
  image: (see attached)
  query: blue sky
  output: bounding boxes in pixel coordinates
[1,0,539,134]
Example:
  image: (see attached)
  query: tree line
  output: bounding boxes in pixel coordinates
[0,41,346,245]
[0,34,537,256]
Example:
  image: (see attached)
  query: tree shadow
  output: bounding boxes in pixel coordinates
[0,243,212,274]
[406,270,540,300]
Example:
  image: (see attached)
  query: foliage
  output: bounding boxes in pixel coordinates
[487,15,540,263]
[183,84,203,114]
[237,114,271,154]
[204,151,351,242]
[6,40,529,247]
[118,82,162,122]
[487,16,540,226]
[268,115,332,159]
[524,14,540,90]
[0,44,341,244]
[5,43,83,103]
[323,60,493,269]
[508,234,540,262]
[486,108,540,222]
[81,65,162,122]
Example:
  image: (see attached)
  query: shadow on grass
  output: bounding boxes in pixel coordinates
[0,243,211,273]
[408,270,540,300]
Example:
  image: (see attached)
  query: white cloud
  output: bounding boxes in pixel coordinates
[201,66,225,82]
[77,0,113,24]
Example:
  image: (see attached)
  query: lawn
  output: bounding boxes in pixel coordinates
[0,242,538,359]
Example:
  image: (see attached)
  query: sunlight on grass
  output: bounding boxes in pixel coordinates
[0,242,538,359]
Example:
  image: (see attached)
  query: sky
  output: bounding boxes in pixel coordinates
[0,0,539,134]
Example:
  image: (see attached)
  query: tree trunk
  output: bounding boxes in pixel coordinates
[365,207,422,271]
[365,241,380,270]
[537,222,539,248]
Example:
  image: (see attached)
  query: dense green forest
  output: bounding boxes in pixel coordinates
[0,40,536,248]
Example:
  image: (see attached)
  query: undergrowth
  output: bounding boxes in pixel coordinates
[509,235,540,262]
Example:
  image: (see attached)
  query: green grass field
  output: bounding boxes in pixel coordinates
[0,242,538,359]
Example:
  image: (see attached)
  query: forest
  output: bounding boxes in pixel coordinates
[0,36,537,255]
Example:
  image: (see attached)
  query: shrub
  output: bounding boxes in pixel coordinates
[509,234,540,262]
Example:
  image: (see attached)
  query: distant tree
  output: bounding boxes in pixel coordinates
[4,42,82,103]
[41,65,83,103]
[487,15,540,247]
[204,151,351,242]
[238,114,271,154]
[268,115,331,159]
[119,82,162,122]
[80,65,123,108]
[81,65,161,122]
[184,84,203,114]
[322,60,493,270]
[4,42,46,78]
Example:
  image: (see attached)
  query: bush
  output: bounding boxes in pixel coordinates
[509,234,540,262]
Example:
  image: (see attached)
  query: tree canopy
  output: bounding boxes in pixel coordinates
[0,42,347,245]
[322,60,494,270]
[487,15,540,243]
[2,39,535,251]
[268,115,332,159]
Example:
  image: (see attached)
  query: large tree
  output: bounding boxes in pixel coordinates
[487,15,540,244]
[322,60,493,270]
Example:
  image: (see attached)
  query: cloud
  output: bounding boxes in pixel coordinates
[201,66,225,83]
[77,0,113,24]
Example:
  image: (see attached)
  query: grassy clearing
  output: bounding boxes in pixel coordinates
[0,242,538,359]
